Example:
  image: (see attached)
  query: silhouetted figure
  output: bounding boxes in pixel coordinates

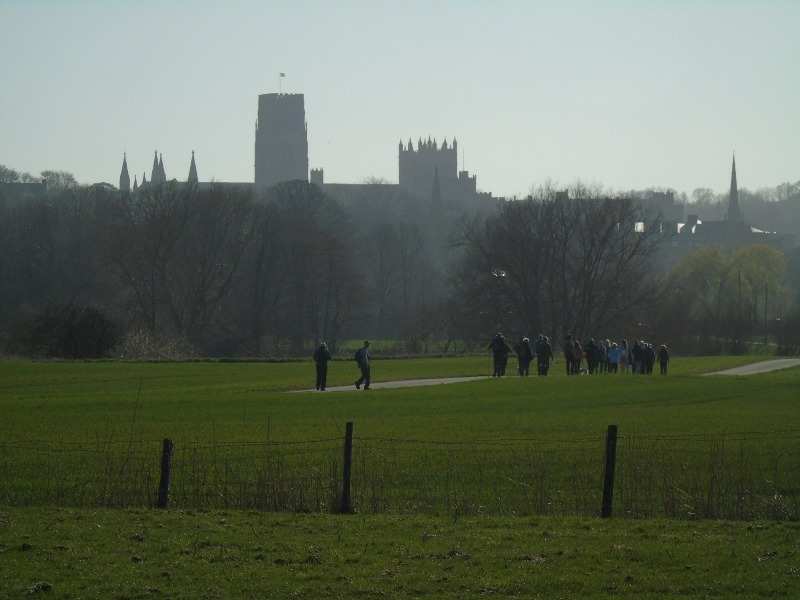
[658,344,670,374]
[489,333,511,377]
[515,336,534,376]
[585,339,599,374]
[313,342,333,390]
[573,341,584,374]
[619,340,630,374]
[354,340,371,389]
[631,340,644,374]
[644,343,655,374]
[563,335,575,376]
[535,336,554,375]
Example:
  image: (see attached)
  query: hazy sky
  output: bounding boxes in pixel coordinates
[1,0,798,199]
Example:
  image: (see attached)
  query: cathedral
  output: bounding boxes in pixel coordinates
[119,150,197,193]
[117,91,499,212]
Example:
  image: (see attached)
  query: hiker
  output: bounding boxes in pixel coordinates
[631,340,644,374]
[354,340,371,390]
[313,342,333,391]
[535,335,554,375]
[515,336,534,376]
[563,335,575,376]
[619,340,630,374]
[573,340,584,375]
[644,343,656,374]
[489,333,511,377]
[658,344,670,374]
[608,342,620,373]
[585,339,598,374]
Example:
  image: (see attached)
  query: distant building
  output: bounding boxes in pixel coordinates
[0,180,47,203]
[117,91,499,214]
[673,155,792,248]
[254,93,309,191]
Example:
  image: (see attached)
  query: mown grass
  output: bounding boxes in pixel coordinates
[1,508,798,599]
[1,357,799,597]
[1,356,798,519]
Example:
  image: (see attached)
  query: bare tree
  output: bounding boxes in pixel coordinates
[453,192,664,344]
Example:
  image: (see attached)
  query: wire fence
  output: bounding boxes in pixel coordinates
[1,427,798,520]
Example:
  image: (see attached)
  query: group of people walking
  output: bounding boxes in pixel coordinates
[490,333,554,377]
[491,333,671,377]
[563,338,670,375]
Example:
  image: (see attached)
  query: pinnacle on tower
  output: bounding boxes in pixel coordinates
[119,152,131,193]
[151,151,159,184]
[159,153,166,183]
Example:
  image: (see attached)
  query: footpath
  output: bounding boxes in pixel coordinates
[702,358,800,376]
[292,359,800,392]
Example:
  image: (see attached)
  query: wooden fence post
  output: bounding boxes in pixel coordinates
[340,422,354,514]
[157,438,174,509]
[601,425,618,518]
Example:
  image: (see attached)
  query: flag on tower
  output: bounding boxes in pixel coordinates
[280,72,285,77]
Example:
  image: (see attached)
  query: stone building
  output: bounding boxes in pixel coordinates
[254,93,308,191]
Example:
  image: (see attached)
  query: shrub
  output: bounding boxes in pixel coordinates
[6,303,118,359]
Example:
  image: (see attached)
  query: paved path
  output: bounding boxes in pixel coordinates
[291,376,489,393]
[290,359,800,392]
[703,358,800,376]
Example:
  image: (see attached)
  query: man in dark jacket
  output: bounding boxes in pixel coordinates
[313,342,333,391]
[515,336,534,376]
[535,336,554,375]
[489,333,510,377]
[354,340,371,390]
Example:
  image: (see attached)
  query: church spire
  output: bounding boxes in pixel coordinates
[119,152,130,193]
[727,154,741,222]
[158,153,166,183]
[151,151,160,184]
[188,151,198,184]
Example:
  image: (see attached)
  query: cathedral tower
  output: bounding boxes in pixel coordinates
[254,93,309,191]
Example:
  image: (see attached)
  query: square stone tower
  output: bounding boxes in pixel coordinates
[254,93,309,190]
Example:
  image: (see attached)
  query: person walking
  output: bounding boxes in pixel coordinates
[585,338,598,374]
[608,342,620,373]
[535,335,554,376]
[515,336,534,376]
[573,340,584,375]
[563,335,575,376]
[631,340,644,374]
[619,339,630,374]
[644,343,656,374]
[313,342,333,391]
[354,340,372,390]
[658,344,670,374]
[489,333,510,377]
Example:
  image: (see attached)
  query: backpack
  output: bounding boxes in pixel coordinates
[354,349,361,362]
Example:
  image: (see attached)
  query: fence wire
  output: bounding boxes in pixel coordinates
[0,429,797,519]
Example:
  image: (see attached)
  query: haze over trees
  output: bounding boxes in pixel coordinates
[1,164,799,358]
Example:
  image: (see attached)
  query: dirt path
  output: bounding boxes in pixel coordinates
[703,358,800,376]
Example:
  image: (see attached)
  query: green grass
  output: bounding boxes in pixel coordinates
[1,508,798,599]
[1,357,799,597]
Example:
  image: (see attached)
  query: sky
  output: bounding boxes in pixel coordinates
[1,0,798,200]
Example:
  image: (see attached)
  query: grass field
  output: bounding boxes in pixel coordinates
[1,356,799,597]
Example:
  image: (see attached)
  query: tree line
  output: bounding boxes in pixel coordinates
[1,171,798,358]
